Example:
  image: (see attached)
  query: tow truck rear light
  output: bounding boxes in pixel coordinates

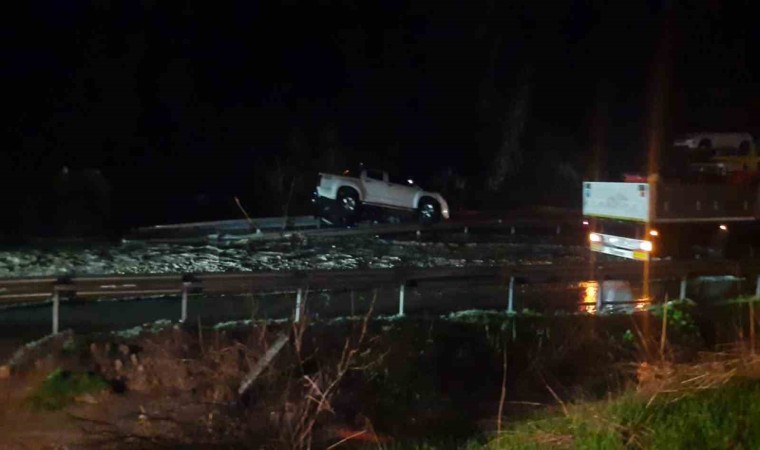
[649,229,659,237]
[639,240,653,252]
[589,233,602,242]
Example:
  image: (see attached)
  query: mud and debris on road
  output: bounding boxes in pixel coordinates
[0,234,583,278]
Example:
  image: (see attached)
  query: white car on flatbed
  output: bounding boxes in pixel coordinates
[314,167,450,225]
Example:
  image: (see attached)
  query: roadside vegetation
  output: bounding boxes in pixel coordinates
[473,358,760,450]
[1,295,759,449]
[28,367,109,411]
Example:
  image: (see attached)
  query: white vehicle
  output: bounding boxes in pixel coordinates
[314,167,450,225]
[673,132,758,175]
[674,132,754,153]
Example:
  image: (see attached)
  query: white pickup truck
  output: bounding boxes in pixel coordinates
[314,167,450,225]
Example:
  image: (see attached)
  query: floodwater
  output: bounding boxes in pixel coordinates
[0,274,748,361]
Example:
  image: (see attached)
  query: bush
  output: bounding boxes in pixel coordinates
[28,368,108,410]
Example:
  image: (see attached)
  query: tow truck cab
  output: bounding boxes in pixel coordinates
[583,179,760,260]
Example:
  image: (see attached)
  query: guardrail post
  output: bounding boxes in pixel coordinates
[52,288,59,335]
[180,282,190,323]
[507,276,515,313]
[294,288,303,323]
[556,225,561,235]
[679,276,687,300]
[398,284,406,317]
[755,275,760,298]
[464,226,469,235]
[510,226,515,235]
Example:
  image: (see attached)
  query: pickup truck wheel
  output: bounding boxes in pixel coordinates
[337,188,360,224]
[418,198,441,225]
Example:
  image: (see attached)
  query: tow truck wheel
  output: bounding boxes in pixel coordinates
[418,198,441,225]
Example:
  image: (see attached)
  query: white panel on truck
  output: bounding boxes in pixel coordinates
[582,182,650,222]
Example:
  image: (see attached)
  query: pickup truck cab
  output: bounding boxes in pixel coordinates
[314,167,450,225]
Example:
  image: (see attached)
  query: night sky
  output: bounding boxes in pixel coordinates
[2,0,757,235]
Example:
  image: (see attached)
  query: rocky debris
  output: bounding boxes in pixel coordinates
[74,393,99,404]
[111,319,174,339]
[2,330,75,375]
[0,236,583,278]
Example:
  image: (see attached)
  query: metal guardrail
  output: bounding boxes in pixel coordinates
[3,259,760,335]
[133,215,321,233]
[125,212,586,243]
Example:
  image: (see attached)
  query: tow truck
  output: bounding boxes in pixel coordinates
[583,134,760,260]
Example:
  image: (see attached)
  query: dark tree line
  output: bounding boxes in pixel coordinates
[2,1,756,238]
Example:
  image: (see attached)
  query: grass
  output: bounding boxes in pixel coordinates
[378,356,760,450]
[476,378,760,450]
[28,368,109,410]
